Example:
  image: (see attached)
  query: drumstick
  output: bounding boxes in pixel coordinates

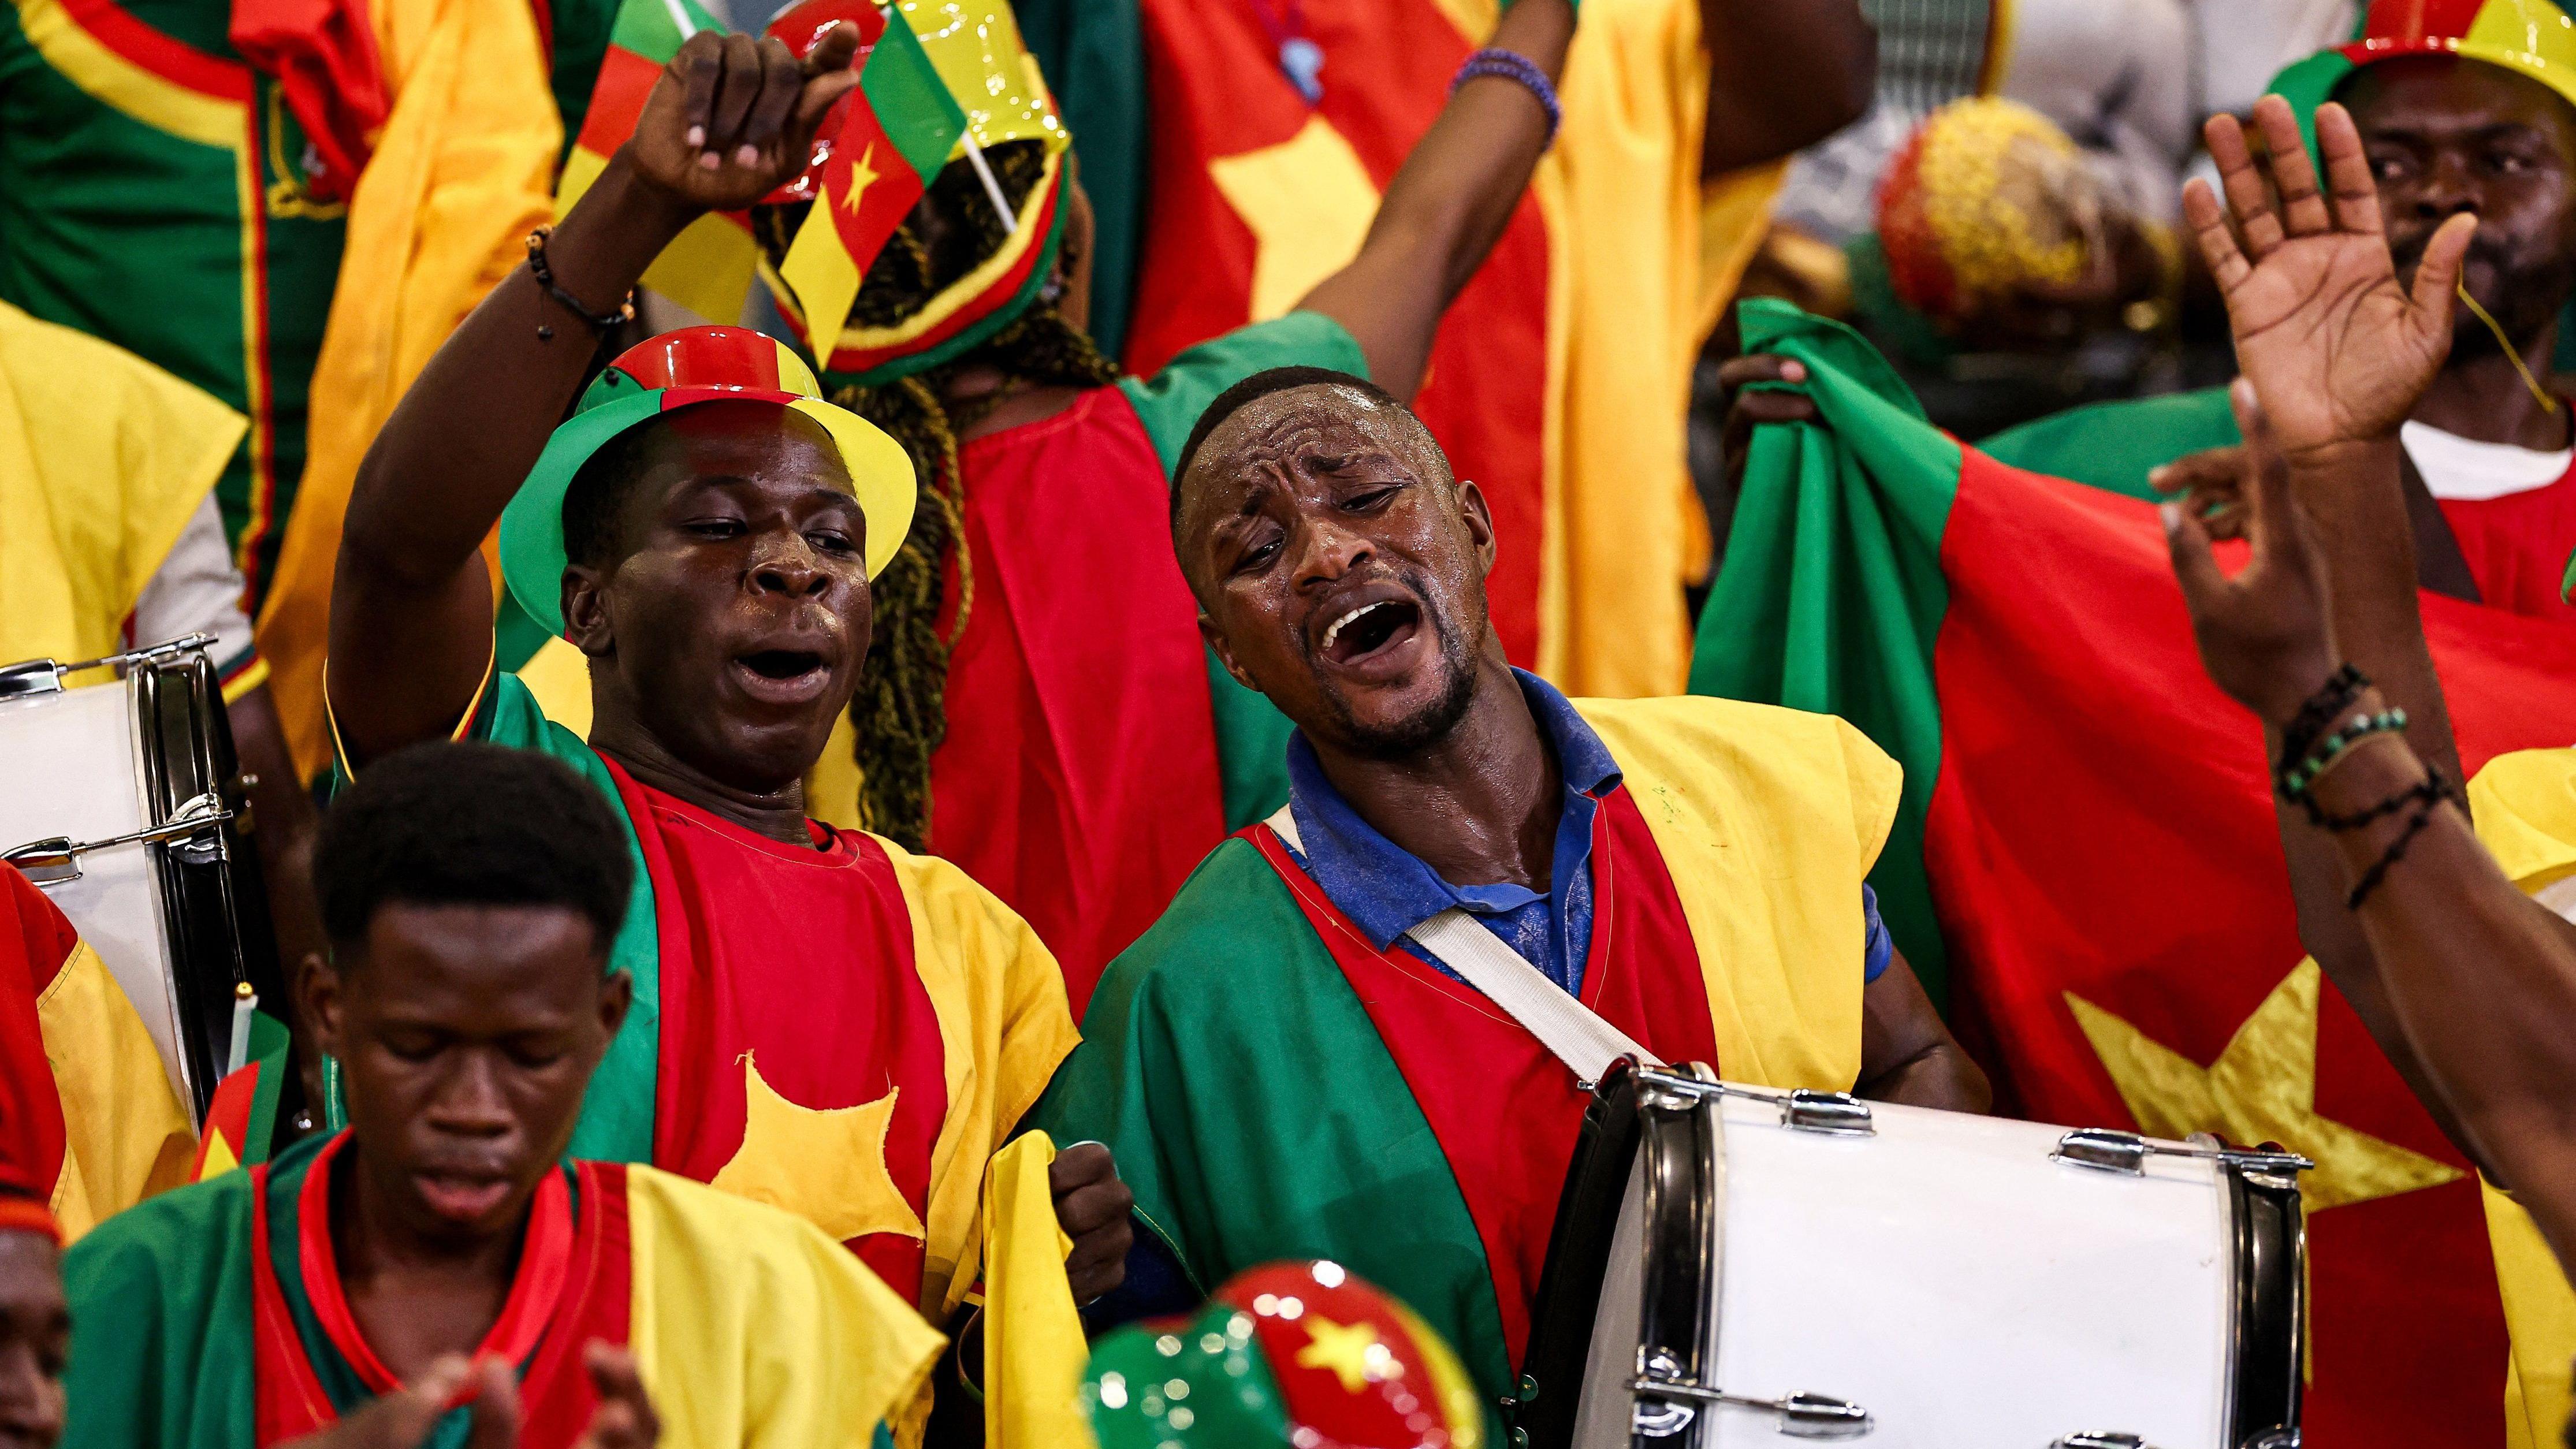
[227,982,256,1076]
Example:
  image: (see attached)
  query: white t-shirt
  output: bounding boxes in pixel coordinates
[2399,420,2576,502]
[127,492,256,675]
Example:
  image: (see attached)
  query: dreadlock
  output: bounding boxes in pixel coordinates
[784,141,1119,849]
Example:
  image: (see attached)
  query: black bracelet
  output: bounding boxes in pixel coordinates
[2275,664,2369,777]
[2345,792,2446,911]
[2303,763,2447,832]
[524,227,636,342]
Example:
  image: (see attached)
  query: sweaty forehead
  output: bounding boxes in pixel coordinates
[1178,385,1435,528]
[638,402,856,498]
[2346,57,2576,142]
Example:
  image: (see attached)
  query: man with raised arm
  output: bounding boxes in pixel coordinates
[320,28,1133,1372]
[60,743,943,1449]
[1039,364,1988,1431]
[2161,88,2576,1447]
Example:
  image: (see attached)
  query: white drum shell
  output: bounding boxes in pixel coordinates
[1581,1091,2238,1448]
[0,678,192,1107]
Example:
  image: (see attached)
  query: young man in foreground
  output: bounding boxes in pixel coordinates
[1041,365,1988,1425]
[59,743,942,1449]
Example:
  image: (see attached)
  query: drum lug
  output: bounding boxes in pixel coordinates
[1628,1373,1875,1440]
[2050,1435,2151,1449]
[1779,1090,1874,1137]
[0,632,218,701]
[2053,1127,2153,1174]
[2053,1127,2317,1180]
[3,790,236,885]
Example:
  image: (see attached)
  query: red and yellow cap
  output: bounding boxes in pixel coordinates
[1875,96,2101,322]
[498,326,915,637]
[2270,0,2576,147]
[1081,1262,1484,1449]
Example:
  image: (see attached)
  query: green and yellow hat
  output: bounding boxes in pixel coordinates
[2269,0,2576,151]
[497,326,917,637]
[760,0,1072,387]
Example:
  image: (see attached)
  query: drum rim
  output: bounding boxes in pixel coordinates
[2221,1154,2307,1446]
[1520,1059,1648,1449]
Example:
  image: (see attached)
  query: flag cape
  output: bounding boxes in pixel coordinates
[776,9,966,353]
[1037,694,1893,1422]
[0,0,346,614]
[62,1133,943,1449]
[553,0,754,325]
[1017,0,1771,698]
[0,300,245,671]
[1,865,196,1240]
[405,671,1079,1328]
[253,0,565,777]
[1692,298,2576,1445]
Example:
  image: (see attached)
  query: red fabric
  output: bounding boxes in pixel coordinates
[195,1059,263,1179]
[928,388,1228,1011]
[1247,785,1715,1366]
[0,866,73,1216]
[572,44,665,153]
[2436,461,2576,622]
[54,0,252,99]
[251,1153,632,1447]
[295,1134,578,1395]
[1925,450,2576,1447]
[228,0,389,202]
[1124,0,1548,666]
[606,761,945,1305]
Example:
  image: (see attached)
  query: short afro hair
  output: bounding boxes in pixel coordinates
[314,741,634,956]
[1169,366,1414,533]
[560,419,665,571]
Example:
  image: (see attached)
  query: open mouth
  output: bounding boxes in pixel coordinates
[1318,598,1423,666]
[414,1170,513,1223]
[730,648,833,705]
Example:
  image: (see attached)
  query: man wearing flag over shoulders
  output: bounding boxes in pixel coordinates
[1037,364,1989,1429]
[319,25,1132,1418]
[59,742,942,1449]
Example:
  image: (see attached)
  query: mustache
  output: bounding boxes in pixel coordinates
[1297,567,1443,661]
[2391,231,2519,278]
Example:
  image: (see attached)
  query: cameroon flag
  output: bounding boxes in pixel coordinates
[1692,300,2576,1445]
[777,9,967,353]
[556,0,756,323]
[0,865,196,1239]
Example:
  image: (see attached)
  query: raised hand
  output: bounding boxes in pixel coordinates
[625,25,864,215]
[2163,379,2343,727]
[2184,96,2476,465]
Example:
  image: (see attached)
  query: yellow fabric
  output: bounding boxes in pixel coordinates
[980,1133,1091,1449]
[1211,117,1382,325]
[624,1163,946,1449]
[709,1054,929,1243]
[1572,695,1897,1089]
[36,943,196,1241]
[881,841,1082,1319]
[554,144,758,326]
[806,711,866,833]
[0,300,245,672]
[2467,747,2576,1446]
[516,636,594,736]
[253,0,562,776]
[2486,1176,2576,1449]
[2067,960,2461,1211]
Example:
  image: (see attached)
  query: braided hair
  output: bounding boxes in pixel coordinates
[765,140,1119,848]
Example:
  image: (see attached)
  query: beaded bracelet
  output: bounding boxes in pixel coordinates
[1452,48,1561,144]
[2304,763,2447,833]
[526,227,637,342]
[2277,707,2409,800]
[2273,664,2369,777]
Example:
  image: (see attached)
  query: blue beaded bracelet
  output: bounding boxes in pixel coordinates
[1452,47,1561,144]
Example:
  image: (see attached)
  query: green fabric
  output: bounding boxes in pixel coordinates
[1976,386,2239,501]
[1033,839,1509,1421]
[61,1169,259,1449]
[862,13,969,184]
[495,589,556,675]
[1844,232,1959,368]
[1688,299,1961,1004]
[547,0,625,165]
[240,1010,292,1167]
[824,204,1069,389]
[258,1137,385,1429]
[1082,1300,1294,1449]
[1015,0,1145,360]
[1119,310,1371,829]
[0,0,345,608]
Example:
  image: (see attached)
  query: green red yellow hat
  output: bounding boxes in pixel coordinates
[2269,0,2576,151]
[1080,1262,1484,1449]
[497,326,916,638]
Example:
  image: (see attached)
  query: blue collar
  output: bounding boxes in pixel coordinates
[1282,669,1621,953]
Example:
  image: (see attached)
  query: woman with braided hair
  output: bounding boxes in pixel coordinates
[762,0,1582,1007]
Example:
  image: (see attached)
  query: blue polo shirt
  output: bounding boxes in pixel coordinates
[1282,669,1892,996]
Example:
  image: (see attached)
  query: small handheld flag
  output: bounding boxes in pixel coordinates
[556,0,762,323]
[777,9,968,352]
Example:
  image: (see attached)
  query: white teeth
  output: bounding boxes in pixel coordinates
[1321,602,1386,654]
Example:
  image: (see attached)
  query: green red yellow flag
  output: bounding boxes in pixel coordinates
[556,0,758,322]
[778,12,968,356]
[1690,298,2576,1446]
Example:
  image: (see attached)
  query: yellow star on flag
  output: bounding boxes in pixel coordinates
[1208,116,1380,323]
[840,142,881,217]
[2067,960,2462,1212]
[708,1052,926,1243]
[1296,1314,1398,1395]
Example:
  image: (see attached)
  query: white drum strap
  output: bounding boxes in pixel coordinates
[1265,807,1661,1083]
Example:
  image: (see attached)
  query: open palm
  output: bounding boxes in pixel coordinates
[2186,96,2476,463]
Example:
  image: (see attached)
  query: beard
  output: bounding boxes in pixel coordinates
[2402,233,2576,359]
[1314,571,1483,760]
